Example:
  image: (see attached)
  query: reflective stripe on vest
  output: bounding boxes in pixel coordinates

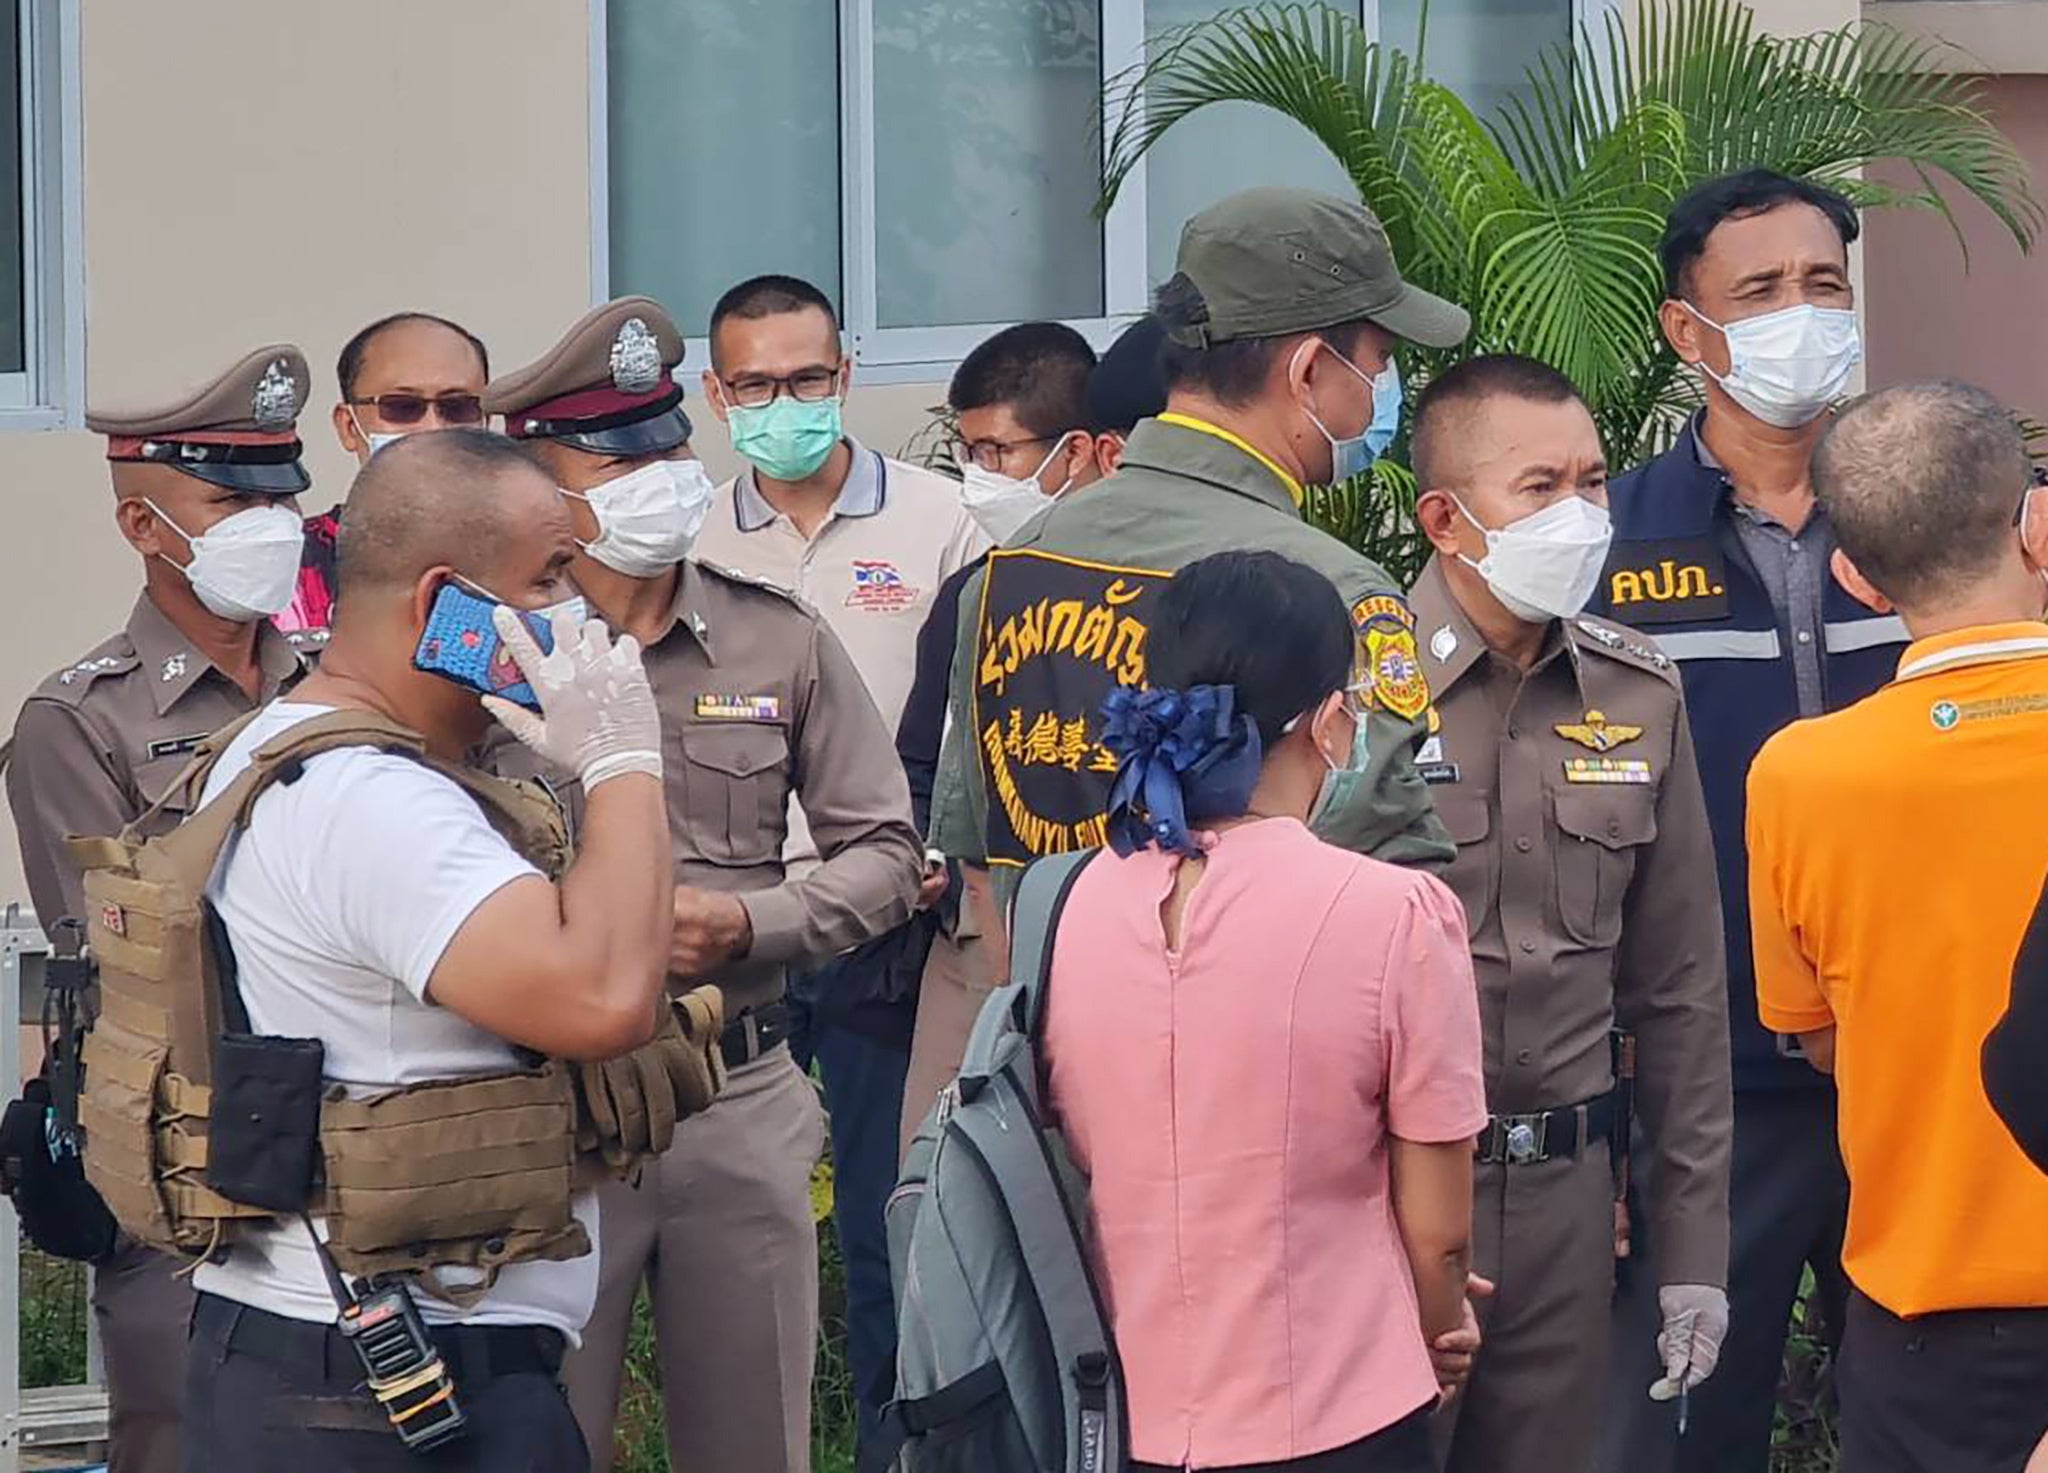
[1652,628,1784,662]
[1824,616,1910,656]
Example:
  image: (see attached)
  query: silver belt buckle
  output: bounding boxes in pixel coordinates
[1504,1114,1545,1165]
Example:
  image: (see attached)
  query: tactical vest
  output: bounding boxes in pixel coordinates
[67,708,720,1291]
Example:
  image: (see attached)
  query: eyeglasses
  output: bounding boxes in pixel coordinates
[718,367,841,410]
[2017,465,2048,526]
[349,392,485,427]
[950,434,1060,473]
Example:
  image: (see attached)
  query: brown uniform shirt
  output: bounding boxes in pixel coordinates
[1410,557,1732,1287]
[489,559,924,1016]
[6,592,303,927]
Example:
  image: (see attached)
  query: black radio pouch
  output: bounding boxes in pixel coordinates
[202,904,326,1213]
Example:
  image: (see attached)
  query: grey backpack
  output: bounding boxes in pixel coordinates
[880,848,1125,1473]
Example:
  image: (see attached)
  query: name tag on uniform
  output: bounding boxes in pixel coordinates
[695,694,780,721]
[145,735,206,761]
[1603,538,1729,625]
[1563,757,1652,785]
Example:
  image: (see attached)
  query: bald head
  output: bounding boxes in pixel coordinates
[1814,381,2030,611]
[336,428,562,602]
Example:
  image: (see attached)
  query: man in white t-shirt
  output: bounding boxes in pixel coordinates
[182,429,674,1473]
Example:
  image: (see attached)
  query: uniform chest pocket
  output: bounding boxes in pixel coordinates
[1434,788,1495,935]
[1549,788,1657,949]
[676,722,790,865]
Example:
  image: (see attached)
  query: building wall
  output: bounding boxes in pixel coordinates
[1863,77,2048,425]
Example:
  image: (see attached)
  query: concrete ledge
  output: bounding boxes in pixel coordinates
[1867,2,2048,74]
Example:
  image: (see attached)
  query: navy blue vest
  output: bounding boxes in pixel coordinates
[1589,423,1907,1093]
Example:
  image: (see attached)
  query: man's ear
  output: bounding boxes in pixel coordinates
[1415,488,1465,557]
[412,566,454,631]
[1659,298,1703,365]
[1095,431,1127,477]
[333,401,366,461]
[700,369,730,425]
[114,497,166,559]
[1053,431,1094,493]
[837,352,856,400]
[1830,546,1892,614]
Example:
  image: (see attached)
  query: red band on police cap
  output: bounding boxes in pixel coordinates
[507,381,678,438]
[104,429,303,460]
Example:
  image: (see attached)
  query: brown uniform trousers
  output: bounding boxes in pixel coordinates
[6,592,301,1473]
[1408,560,1732,1473]
[898,865,1000,1156]
[491,559,924,1473]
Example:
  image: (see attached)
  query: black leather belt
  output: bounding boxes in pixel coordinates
[195,1291,565,1383]
[721,1000,791,1069]
[1475,1093,1617,1166]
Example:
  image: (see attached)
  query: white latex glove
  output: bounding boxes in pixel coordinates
[1649,1283,1729,1400]
[482,605,662,792]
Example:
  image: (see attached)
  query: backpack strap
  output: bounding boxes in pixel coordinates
[1007,849,1097,1039]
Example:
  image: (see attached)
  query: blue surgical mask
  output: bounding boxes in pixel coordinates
[1366,359,1404,459]
[1301,343,1398,484]
[727,394,843,482]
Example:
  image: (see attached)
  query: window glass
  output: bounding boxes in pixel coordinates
[607,0,842,338]
[1141,1,1364,289]
[0,0,25,375]
[872,0,1104,328]
[1378,0,1571,130]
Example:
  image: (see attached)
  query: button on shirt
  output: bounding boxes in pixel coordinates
[1410,558,1732,1285]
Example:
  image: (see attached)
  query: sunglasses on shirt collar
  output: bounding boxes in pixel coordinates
[348,392,485,427]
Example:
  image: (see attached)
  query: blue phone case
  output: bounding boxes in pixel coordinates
[413,584,554,712]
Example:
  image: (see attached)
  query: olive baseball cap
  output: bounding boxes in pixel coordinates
[1163,186,1470,351]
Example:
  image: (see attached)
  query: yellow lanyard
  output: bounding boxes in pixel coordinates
[1156,412,1304,506]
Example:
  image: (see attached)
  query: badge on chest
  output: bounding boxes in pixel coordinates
[1603,538,1728,625]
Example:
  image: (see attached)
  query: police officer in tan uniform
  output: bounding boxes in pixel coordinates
[485,297,924,1473]
[5,345,312,1473]
[1403,357,1733,1473]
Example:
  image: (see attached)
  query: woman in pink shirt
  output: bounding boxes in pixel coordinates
[1041,551,1488,1473]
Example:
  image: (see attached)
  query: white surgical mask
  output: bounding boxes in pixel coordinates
[1683,301,1861,429]
[561,458,714,577]
[959,436,1074,544]
[147,499,305,623]
[1456,494,1614,624]
[348,407,405,462]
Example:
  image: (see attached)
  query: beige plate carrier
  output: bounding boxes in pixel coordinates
[66,709,724,1297]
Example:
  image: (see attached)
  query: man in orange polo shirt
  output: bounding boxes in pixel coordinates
[1748,379,2048,1472]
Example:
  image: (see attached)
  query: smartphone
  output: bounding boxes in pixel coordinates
[412,582,554,712]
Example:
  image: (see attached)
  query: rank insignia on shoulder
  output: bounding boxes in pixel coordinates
[1563,757,1652,785]
[57,655,125,686]
[695,694,780,721]
[1555,710,1643,753]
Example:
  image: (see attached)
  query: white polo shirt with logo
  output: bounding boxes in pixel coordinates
[697,438,988,862]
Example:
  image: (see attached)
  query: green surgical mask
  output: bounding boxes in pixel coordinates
[728,395,842,482]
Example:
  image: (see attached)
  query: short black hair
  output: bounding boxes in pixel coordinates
[1660,169,1860,299]
[708,274,841,344]
[948,322,1098,440]
[1410,354,1586,490]
[1086,316,1170,435]
[1153,273,1373,408]
[1814,380,2030,611]
[1148,551,1354,748]
[336,312,489,401]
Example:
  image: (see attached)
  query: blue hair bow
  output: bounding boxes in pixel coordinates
[1099,684,1263,858]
